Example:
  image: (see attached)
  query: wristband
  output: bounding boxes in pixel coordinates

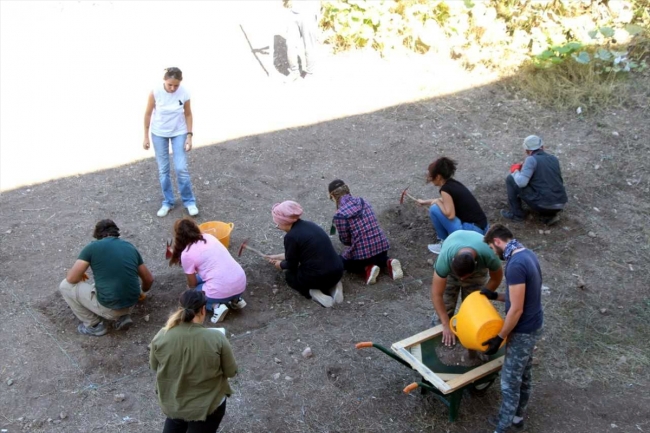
[187,132,193,137]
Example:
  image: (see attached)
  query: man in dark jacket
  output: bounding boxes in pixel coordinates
[502,135,568,225]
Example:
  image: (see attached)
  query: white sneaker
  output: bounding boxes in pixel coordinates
[157,205,172,217]
[388,259,403,280]
[187,205,199,216]
[332,281,344,304]
[210,304,229,323]
[428,243,443,254]
[228,298,247,310]
[309,289,333,308]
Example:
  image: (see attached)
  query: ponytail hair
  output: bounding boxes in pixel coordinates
[164,290,207,331]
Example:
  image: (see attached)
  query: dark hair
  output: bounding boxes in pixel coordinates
[483,224,514,245]
[328,179,346,193]
[164,290,207,330]
[164,67,183,81]
[93,219,120,239]
[451,252,477,278]
[427,157,457,182]
[169,218,205,266]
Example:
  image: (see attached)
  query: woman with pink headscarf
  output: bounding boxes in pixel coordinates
[267,201,344,308]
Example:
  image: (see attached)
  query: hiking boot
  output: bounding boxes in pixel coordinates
[114,315,133,331]
[228,297,247,310]
[187,205,199,216]
[386,259,403,280]
[331,281,344,304]
[157,205,172,218]
[488,414,525,431]
[428,243,443,254]
[500,209,524,222]
[540,213,561,226]
[78,322,107,337]
[365,265,380,285]
[210,304,229,323]
[309,289,334,308]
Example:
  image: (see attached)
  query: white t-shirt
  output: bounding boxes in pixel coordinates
[150,83,191,137]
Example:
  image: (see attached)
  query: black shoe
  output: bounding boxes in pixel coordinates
[78,322,107,337]
[114,315,133,331]
[500,209,524,223]
[488,414,525,431]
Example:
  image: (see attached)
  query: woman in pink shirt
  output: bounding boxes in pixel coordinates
[169,218,247,323]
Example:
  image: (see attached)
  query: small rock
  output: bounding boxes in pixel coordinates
[302,347,313,359]
[114,393,125,402]
[541,285,550,295]
[285,376,293,381]
[272,373,281,380]
[47,418,53,423]
[544,230,551,235]
[18,417,23,422]
[576,106,582,114]
[588,231,597,238]
[358,301,364,305]
[593,207,600,212]
[538,229,544,235]
[53,420,61,425]
[612,131,619,136]
[594,164,600,170]
[617,356,626,365]
[60,412,67,420]
[5,229,11,234]
[6,379,13,386]
[274,357,282,364]
[143,314,150,322]
[599,308,607,314]
[426,258,434,265]
[272,289,278,295]
[611,423,618,428]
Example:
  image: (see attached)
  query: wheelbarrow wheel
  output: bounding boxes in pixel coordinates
[470,378,496,395]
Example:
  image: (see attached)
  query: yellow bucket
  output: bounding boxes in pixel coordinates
[450,291,505,351]
[199,221,234,248]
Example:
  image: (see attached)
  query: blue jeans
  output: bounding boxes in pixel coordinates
[194,276,243,311]
[428,204,487,241]
[151,133,196,208]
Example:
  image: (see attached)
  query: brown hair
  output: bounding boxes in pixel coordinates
[427,157,457,182]
[169,218,205,266]
[93,219,120,239]
[164,67,183,81]
[483,224,514,245]
[164,290,206,331]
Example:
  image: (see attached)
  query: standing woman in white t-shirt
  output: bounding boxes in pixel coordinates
[143,67,199,217]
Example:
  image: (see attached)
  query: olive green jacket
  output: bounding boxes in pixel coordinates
[150,323,237,421]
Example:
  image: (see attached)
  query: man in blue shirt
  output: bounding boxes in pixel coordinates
[480,224,543,433]
[502,135,568,226]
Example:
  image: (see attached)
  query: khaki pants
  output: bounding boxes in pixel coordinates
[59,279,133,327]
[431,268,489,325]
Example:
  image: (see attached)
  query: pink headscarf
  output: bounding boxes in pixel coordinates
[272,201,303,226]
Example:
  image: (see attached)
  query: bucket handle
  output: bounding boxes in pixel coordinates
[227,223,234,229]
[449,315,459,336]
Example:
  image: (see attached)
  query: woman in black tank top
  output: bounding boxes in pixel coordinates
[416,157,489,254]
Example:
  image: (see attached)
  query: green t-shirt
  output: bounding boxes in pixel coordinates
[435,230,502,278]
[78,237,144,309]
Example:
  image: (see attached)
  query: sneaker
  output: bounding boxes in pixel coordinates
[210,304,229,323]
[386,259,403,280]
[365,265,380,285]
[187,205,199,216]
[332,281,344,304]
[500,209,524,222]
[488,414,524,431]
[309,289,334,308]
[540,214,561,226]
[114,315,133,331]
[157,205,172,218]
[77,322,107,337]
[228,297,247,310]
[428,243,443,254]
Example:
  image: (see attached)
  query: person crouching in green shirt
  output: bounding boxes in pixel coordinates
[59,219,154,336]
[150,290,238,433]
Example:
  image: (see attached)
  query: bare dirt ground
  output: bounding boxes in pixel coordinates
[2,3,650,433]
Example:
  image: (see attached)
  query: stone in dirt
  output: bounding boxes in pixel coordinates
[272,373,281,380]
[6,379,13,386]
[302,347,313,358]
[114,393,125,402]
[599,308,607,314]
[144,314,150,322]
[588,231,597,237]
[274,357,282,364]
[60,412,67,420]
[285,376,293,381]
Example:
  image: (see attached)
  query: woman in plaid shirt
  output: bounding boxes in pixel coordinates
[329,180,403,285]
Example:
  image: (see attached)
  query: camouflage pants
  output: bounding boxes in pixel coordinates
[496,328,542,433]
[430,268,488,326]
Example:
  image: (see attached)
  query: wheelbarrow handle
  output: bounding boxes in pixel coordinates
[403,382,419,394]
[355,342,373,349]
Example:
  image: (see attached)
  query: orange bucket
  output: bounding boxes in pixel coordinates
[199,221,234,248]
[450,291,505,351]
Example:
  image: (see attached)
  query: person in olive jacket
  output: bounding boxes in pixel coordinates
[150,290,237,433]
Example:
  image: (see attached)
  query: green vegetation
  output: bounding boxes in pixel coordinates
[320,0,650,111]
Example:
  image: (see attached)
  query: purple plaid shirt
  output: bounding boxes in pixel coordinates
[333,195,390,260]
